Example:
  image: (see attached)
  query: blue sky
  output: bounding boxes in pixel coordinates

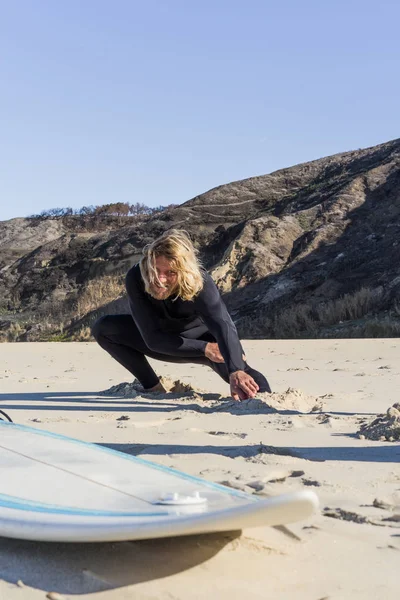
[1,0,399,221]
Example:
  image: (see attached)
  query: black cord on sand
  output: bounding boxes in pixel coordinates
[0,410,13,423]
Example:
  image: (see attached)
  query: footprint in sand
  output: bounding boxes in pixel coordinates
[220,469,310,496]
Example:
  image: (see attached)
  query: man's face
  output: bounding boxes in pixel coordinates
[150,255,178,300]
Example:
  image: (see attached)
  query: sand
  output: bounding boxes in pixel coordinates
[0,339,399,599]
[357,403,400,441]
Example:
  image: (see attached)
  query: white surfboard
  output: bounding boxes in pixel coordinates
[0,422,319,542]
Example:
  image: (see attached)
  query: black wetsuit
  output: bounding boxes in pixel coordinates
[92,264,271,392]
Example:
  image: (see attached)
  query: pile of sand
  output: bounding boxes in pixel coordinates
[98,380,141,397]
[204,387,321,414]
[162,378,199,394]
[203,396,276,414]
[357,403,400,441]
[260,387,322,413]
[99,377,201,397]
[99,381,321,415]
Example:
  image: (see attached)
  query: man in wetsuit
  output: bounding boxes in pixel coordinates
[92,229,271,400]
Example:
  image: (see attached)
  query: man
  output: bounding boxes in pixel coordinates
[92,229,271,400]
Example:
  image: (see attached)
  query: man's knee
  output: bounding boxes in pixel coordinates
[91,315,111,341]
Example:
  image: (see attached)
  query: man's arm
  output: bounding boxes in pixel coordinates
[195,276,260,399]
[126,267,207,357]
[194,274,246,374]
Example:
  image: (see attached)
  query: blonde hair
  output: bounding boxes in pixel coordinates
[140,229,205,301]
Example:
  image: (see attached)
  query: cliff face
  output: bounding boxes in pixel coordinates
[1,138,400,340]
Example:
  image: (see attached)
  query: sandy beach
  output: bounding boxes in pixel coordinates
[0,340,399,600]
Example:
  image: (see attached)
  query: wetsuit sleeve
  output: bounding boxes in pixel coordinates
[125,268,207,357]
[194,275,246,374]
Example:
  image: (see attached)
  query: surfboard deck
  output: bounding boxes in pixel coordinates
[0,422,318,542]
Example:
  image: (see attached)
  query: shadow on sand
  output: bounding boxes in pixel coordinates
[0,391,379,417]
[0,391,198,414]
[103,442,400,464]
[0,530,240,594]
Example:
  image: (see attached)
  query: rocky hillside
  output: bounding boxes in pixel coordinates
[1,138,400,341]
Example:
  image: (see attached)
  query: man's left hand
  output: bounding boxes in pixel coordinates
[229,371,259,401]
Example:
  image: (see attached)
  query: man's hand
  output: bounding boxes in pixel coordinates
[205,342,225,363]
[229,370,259,401]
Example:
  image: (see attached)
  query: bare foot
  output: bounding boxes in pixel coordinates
[145,381,167,393]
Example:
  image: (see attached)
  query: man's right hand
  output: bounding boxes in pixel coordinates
[229,370,259,401]
[205,342,225,363]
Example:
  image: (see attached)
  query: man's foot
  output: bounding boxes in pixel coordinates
[144,381,167,393]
